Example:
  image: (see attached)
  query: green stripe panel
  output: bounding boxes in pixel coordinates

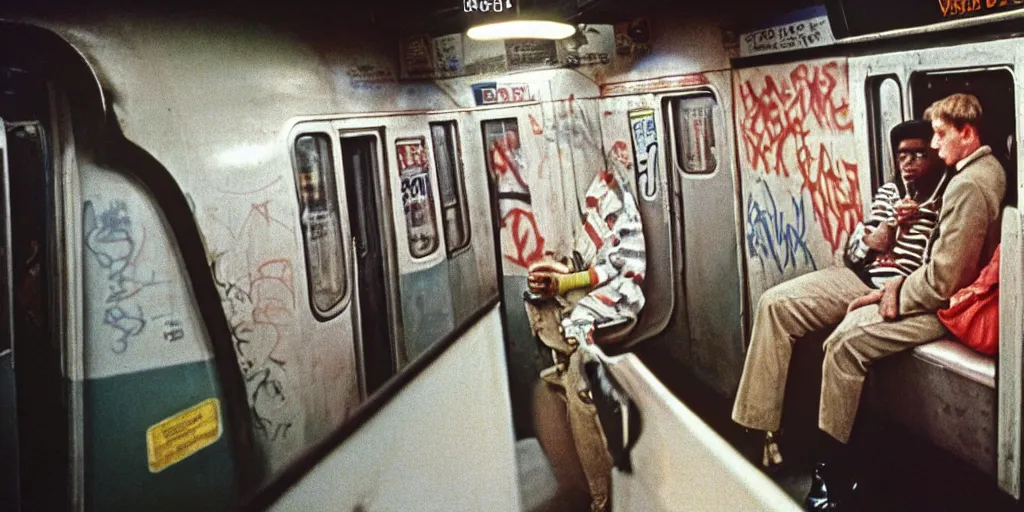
[84,360,236,512]
[399,263,456,363]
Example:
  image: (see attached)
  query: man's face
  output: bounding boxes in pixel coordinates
[897,138,942,183]
[930,117,971,166]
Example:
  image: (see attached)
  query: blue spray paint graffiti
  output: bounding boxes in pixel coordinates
[84,200,179,353]
[746,182,817,274]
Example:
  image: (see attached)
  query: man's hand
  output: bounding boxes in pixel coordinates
[879,276,905,321]
[863,222,895,253]
[528,272,560,297]
[895,199,921,225]
[528,260,570,298]
[847,289,883,313]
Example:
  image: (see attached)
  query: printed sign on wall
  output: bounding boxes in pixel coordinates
[432,33,465,78]
[471,82,532,106]
[146,398,222,473]
[629,109,659,201]
[562,24,615,67]
[740,12,835,57]
[400,34,435,79]
[614,18,651,59]
[505,39,558,70]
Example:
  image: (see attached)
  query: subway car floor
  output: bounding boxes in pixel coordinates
[631,341,1021,512]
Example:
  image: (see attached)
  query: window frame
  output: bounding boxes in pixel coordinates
[665,91,723,177]
[290,130,351,321]
[428,120,472,256]
[866,74,905,195]
[394,136,442,260]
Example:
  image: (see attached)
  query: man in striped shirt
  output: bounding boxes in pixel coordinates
[845,120,953,288]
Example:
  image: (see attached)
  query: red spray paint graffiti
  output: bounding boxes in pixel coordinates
[610,140,632,171]
[502,209,546,268]
[489,130,547,268]
[799,146,862,252]
[738,60,862,253]
[738,61,852,177]
[529,114,544,135]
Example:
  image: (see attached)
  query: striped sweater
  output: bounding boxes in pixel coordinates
[845,174,952,289]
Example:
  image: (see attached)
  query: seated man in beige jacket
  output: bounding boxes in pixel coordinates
[731,93,1005,511]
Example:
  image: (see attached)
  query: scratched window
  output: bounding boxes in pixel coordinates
[430,122,471,254]
[396,137,440,258]
[293,133,347,315]
[870,76,904,190]
[671,94,720,175]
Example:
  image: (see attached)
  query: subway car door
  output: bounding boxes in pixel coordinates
[381,118,455,367]
[0,118,18,511]
[336,129,399,397]
[596,93,676,347]
[476,103,579,438]
[424,115,497,328]
[660,74,746,397]
[0,117,66,508]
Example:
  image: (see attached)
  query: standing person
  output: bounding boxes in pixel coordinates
[732,94,1004,510]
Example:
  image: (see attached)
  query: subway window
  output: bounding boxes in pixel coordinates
[481,117,521,169]
[429,121,471,254]
[870,76,904,190]
[293,133,347,315]
[670,94,720,175]
[396,137,440,258]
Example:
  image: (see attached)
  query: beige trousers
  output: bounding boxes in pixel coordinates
[528,300,612,512]
[731,266,949,443]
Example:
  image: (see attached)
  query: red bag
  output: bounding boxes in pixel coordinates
[938,245,1000,355]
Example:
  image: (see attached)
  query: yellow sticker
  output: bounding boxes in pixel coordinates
[146,398,222,473]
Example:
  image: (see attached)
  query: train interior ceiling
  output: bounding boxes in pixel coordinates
[3,0,1024,510]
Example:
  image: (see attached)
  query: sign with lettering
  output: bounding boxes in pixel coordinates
[400,34,434,79]
[464,0,514,12]
[432,34,464,78]
[825,0,1024,38]
[938,0,1024,18]
[505,39,558,70]
[740,14,835,57]
[471,82,532,106]
[146,398,222,473]
[629,109,659,201]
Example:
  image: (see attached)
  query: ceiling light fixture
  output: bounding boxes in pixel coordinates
[465,0,576,41]
[467,20,576,40]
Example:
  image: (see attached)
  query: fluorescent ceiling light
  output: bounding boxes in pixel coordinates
[467,20,576,41]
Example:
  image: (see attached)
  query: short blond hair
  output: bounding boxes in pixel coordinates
[923,93,983,130]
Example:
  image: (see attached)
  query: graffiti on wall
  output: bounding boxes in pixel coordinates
[746,182,817,274]
[486,126,547,268]
[737,60,862,254]
[208,197,300,445]
[84,200,185,354]
[396,138,439,257]
[629,109,659,201]
[488,96,640,273]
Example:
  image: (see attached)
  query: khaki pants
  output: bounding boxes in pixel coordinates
[731,266,948,443]
[527,300,612,512]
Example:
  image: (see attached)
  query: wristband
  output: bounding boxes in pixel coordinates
[557,270,594,295]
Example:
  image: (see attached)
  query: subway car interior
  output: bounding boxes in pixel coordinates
[2,0,1024,510]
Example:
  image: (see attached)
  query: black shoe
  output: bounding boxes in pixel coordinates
[804,462,860,511]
